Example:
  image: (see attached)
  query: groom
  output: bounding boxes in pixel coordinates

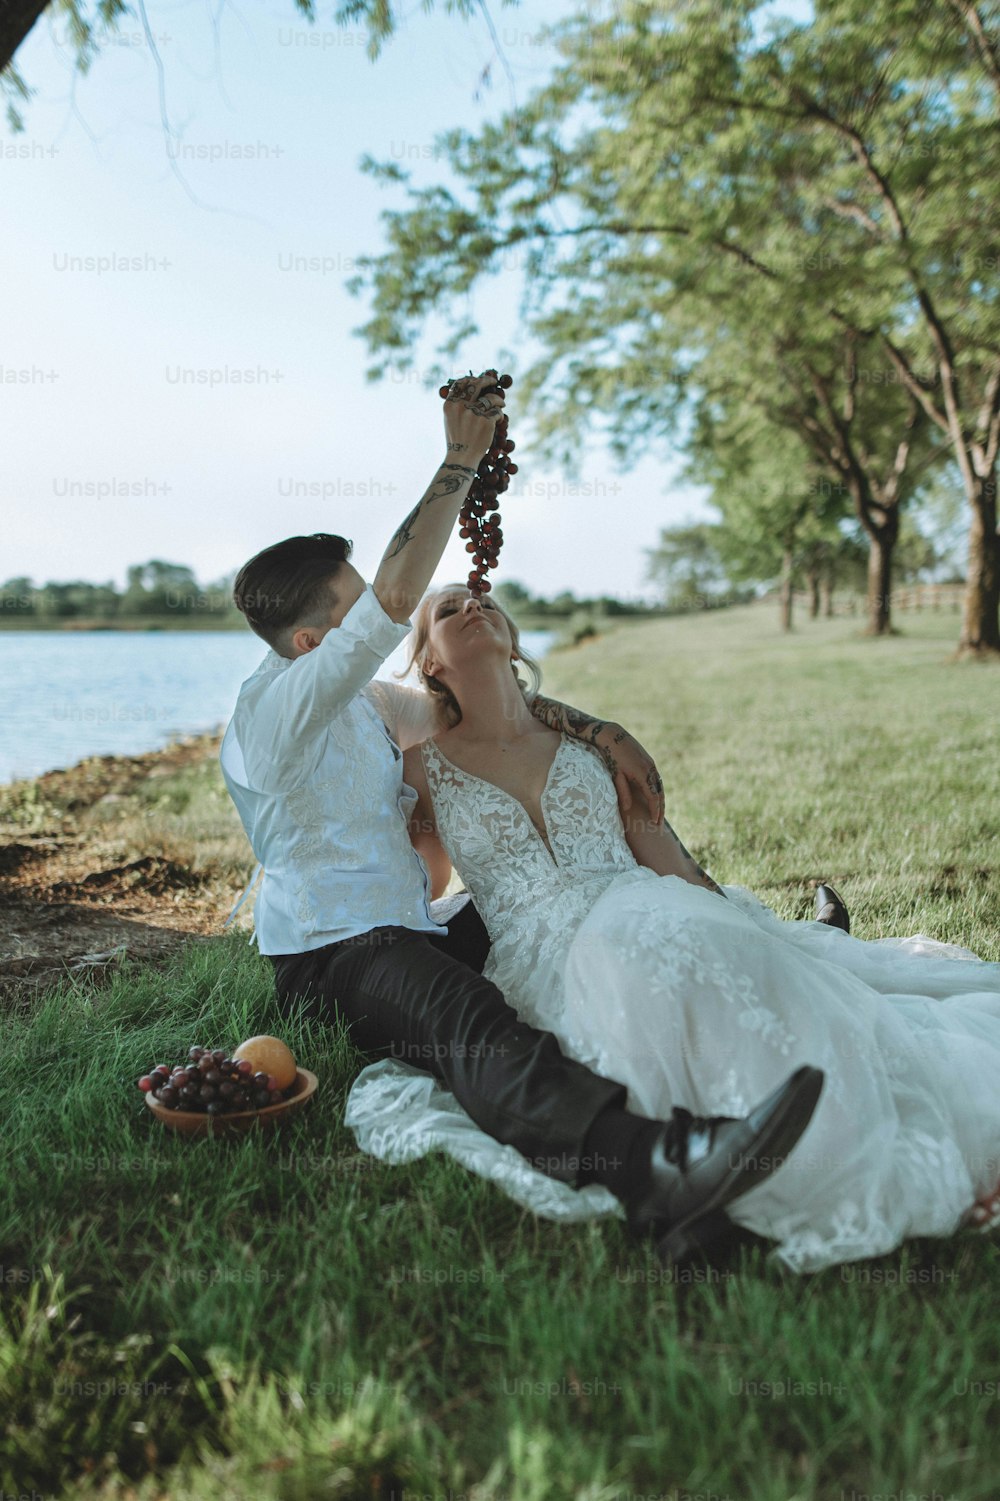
[219,371,825,1264]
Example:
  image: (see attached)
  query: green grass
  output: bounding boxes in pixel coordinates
[2,603,999,1500]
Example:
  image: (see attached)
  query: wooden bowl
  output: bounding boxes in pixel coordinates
[144,1068,318,1137]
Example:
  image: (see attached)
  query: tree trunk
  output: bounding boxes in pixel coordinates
[958,473,1000,654]
[0,0,50,72]
[821,564,834,618]
[807,567,820,619]
[865,524,897,636]
[780,545,794,631]
[843,471,898,636]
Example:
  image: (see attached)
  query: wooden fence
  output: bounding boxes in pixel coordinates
[829,583,965,615]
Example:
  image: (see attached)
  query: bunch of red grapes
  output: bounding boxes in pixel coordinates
[439,370,516,595]
[137,1046,294,1117]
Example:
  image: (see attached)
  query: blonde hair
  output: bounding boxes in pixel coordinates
[397,583,543,729]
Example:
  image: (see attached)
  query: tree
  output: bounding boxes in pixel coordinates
[894,516,944,583]
[1,0,49,82]
[685,0,1000,652]
[908,460,969,578]
[3,0,128,127]
[0,575,36,616]
[644,522,731,613]
[33,578,118,618]
[346,0,1000,654]
[2,0,521,127]
[681,373,845,631]
[681,352,949,631]
[120,559,198,616]
[492,579,533,611]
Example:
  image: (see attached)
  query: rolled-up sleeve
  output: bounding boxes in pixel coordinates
[259,582,412,746]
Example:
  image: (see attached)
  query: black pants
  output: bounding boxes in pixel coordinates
[269,895,627,1185]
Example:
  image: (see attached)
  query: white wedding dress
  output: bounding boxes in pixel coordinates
[344,731,1000,1272]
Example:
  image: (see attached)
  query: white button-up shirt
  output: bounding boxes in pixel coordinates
[219,580,445,956]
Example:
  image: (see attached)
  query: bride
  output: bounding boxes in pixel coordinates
[344,584,1000,1272]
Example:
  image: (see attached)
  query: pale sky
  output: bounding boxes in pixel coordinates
[4,0,807,604]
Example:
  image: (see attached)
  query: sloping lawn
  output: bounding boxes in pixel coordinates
[2,604,998,1500]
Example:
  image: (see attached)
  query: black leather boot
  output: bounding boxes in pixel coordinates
[625,1065,825,1264]
[815,883,850,933]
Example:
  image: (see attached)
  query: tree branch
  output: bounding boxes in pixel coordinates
[0,0,48,74]
[490,218,782,282]
[789,85,908,242]
[976,358,1000,473]
[879,335,950,434]
[948,0,1000,100]
[819,195,881,235]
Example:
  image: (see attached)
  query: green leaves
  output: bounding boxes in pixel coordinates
[345,0,999,640]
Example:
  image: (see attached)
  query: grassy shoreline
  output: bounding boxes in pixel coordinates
[2,604,999,1498]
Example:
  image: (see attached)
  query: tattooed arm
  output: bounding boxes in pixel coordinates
[528,694,666,828]
[528,694,724,893]
[373,373,504,625]
[622,811,727,897]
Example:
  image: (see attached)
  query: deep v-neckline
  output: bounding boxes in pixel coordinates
[423,731,568,866]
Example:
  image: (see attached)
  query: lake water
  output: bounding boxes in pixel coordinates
[0,628,556,785]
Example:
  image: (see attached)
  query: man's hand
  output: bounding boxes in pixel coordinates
[373,372,504,625]
[592,721,665,828]
[528,695,665,826]
[443,370,505,460]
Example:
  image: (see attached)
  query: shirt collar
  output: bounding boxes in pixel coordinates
[252,648,290,677]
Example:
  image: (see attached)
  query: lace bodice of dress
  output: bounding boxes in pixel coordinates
[419,732,651,959]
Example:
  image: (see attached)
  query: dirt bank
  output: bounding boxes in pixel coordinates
[0,733,241,1006]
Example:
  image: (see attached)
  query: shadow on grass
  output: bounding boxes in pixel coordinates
[3,933,1000,1499]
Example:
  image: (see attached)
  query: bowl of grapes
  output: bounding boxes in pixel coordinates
[137,1034,317,1137]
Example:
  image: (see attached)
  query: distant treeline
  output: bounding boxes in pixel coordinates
[490,580,718,620]
[0,563,236,623]
[0,561,677,628]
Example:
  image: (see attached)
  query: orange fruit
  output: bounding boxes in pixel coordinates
[233,1034,298,1091]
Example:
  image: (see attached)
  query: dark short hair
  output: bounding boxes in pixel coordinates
[232,533,354,655]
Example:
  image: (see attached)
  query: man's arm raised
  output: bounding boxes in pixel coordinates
[373,373,505,625]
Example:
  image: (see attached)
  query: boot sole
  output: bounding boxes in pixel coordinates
[653,1066,824,1265]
